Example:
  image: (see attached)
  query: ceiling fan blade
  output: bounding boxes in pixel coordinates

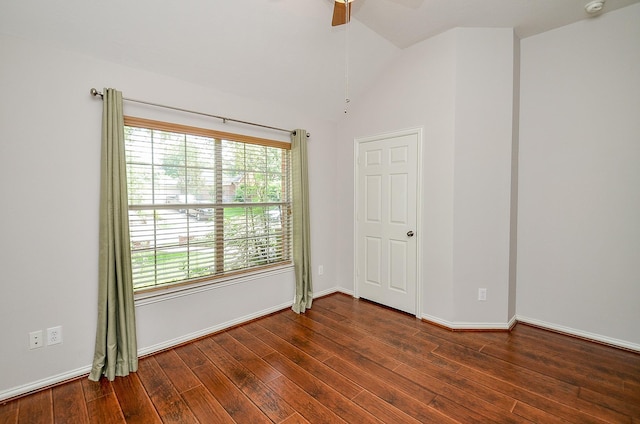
[332,1,352,26]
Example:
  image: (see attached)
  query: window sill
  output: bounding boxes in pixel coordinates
[134,263,295,307]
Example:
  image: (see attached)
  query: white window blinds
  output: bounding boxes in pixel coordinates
[124,117,292,291]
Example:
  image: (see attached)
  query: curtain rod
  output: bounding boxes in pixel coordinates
[90,88,309,137]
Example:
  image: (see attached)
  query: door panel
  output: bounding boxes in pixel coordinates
[356,130,420,315]
[389,240,407,292]
[365,175,382,222]
[365,237,382,286]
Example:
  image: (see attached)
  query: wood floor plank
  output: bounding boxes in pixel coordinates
[515,324,640,374]
[191,360,272,424]
[226,325,277,358]
[52,380,89,424]
[266,375,347,424]
[433,339,581,400]
[323,355,446,423]
[153,349,201,394]
[440,341,633,424]
[429,394,497,423]
[173,341,210,369]
[579,386,640,418]
[312,297,420,342]
[351,389,424,424]
[239,321,364,399]
[395,358,515,411]
[196,336,296,422]
[81,377,113,403]
[394,363,527,423]
[457,366,616,424]
[111,373,162,424]
[181,386,235,424]
[86,392,126,424]
[265,311,403,370]
[262,351,381,424]
[16,389,52,423]
[481,339,634,401]
[291,308,451,375]
[625,380,640,399]
[136,356,199,424]
[0,399,18,424]
[255,313,335,362]
[180,385,235,424]
[510,327,640,404]
[296,304,448,369]
[511,401,570,424]
[280,412,312,424]
[214,331,283,383]
[317,336,439,405]
[287,305,369,342]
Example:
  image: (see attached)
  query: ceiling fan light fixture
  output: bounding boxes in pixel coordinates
[584,0,605,15]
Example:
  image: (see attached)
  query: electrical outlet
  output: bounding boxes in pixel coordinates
[318,265,324,276]
[29,330,44,349]
[478,288,487,301]
[47,326,63,346]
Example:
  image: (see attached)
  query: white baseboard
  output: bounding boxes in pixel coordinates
[0,365,92,402]
[421,313,515,330]
[420,312,640,352]
[313,287,354,298]
[516,315,640,352]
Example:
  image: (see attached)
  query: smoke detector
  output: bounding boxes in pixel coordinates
[585,0,605,14]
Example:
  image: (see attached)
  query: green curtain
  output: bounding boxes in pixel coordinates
[291,129,313,313]
[89,88,138,381]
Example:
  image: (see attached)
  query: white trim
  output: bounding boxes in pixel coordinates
[414,128,423,318]
[352,139,359,301]
[421,313,513,330]
[0,365,92,402]
[353,127,424,318]
[516,315,640,352]
[313,287,355,298]
[336,287,355,297]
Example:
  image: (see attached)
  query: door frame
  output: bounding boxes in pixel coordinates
[353,127,423,318]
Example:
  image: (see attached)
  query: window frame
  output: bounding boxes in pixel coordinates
[123,116,293,293]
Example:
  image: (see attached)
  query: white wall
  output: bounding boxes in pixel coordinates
[517,4,640,348]
[337,27,516,327]
[0,34,338,399]
[451,28,516,325]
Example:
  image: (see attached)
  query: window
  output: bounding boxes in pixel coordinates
[124,116,292,291]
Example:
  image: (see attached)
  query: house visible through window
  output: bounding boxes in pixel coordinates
[124,116,292,291]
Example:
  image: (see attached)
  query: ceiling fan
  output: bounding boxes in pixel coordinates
[331,0,423,27]
[332,0,354,26]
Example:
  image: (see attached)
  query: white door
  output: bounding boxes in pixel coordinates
[355,129,421,316]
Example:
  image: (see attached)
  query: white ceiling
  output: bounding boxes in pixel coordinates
[1,0,638,121]
[354,0,640,48]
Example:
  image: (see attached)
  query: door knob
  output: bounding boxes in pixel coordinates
[407,230,414,237]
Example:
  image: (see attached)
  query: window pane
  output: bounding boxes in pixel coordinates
[124,121,291,291]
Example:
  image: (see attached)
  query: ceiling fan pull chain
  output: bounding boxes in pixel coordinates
[344,0,351,114]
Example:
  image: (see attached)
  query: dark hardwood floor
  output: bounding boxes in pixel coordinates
[2,293,639,423]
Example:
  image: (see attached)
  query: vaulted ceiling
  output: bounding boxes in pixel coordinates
[2,0,638,121]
